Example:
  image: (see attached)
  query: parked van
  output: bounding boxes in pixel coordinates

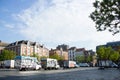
[14,56,41,71]
[41,58,60,70]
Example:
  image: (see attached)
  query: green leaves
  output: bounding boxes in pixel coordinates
[90,0,120,35]
[86,56,93,63]
[0,50,16,61]
[76,55,85,63]
[49,54,64,61]
[30,53,40,61]
[93,1,99,8]
[97,46,105,60]
[109,51,119,61]
[76,55,93,63]
[97,46,120,62]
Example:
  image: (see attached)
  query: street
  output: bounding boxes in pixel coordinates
[0,67,120,80]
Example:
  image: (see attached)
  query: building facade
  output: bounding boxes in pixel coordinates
[56,44,69,51]
[0,40,9,54]
[68,47,97,66]
[5,40,49,57]
[96,41,120,51]
[106,41,120,51]
[68,47,86,61]
[75,48,86,57]
[49,49,68,60]
[68,47,76,61]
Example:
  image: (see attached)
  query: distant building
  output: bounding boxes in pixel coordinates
[75,48,86,57]
[106,41,120,51]
[56,44,69,51]
[68,47,76,61]
[96,41,120,51]
[86,50,97,66]
[68,47,86,61]
[86,50,96,56]
[0,40,9,54]
[5,40,49,57]
[68,47,96,59]
[49,49,68,60]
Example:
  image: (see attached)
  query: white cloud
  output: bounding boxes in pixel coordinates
[14,0,120,50]
[4,24,15,29]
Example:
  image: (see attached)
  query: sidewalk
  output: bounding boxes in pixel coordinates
[0,68,17,71]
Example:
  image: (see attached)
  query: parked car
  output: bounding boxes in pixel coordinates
[75,64,79,68]
[79,63,89,67]
[110,63,118,68]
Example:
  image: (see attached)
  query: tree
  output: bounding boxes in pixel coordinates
[0,50,16,61]
[90,0,120,35]
[40,56,48,59]
[104,47,112,60]
[49,54,64,61]
[76,55,85,63]
[30,53,40,61]
[109,50,120,62]
[86,55,93,63]
[97,46,120,62]
[97,46,106,60]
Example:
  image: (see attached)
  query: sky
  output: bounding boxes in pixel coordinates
[0,0,120,51]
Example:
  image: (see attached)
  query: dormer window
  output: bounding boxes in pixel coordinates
[27,41,30,46]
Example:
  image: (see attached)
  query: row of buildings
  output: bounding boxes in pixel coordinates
[1,40,120,67]
[96,41,120,51]
[0,40,49,58]
[0,40,96,63]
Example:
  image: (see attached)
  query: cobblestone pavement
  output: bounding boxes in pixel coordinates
[0,67,120,80]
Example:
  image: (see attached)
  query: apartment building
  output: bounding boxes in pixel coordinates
[49,48,68,60]
[96,41,120,51]
[68,47,76,61]
[75,48,86,57]
[68,47,97,65]
[68,47,86,61]
[0,40,9,54]
[56,44,69,51]
[5,40,49,57]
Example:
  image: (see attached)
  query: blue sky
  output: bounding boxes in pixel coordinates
[0,0,36,42]
[0,0,120,51]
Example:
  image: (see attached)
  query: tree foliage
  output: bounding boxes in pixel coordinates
[97,46,120,62]
[0,50,16,61]
[40,56,48,59]
[76,55,85,63]
[85,55,93,63]
[97,46,106,60]
[30,53,40,61]
[49,54,64,61]
[90,0,120,35]
[76,55,93,63]
[109,51,120,61]
[105,47,112,60]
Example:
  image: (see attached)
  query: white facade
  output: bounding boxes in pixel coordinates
[68,47,76,61]
[68,47,85,61]
[6,40,49,58]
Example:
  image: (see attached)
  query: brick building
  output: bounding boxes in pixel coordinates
[49,49,68,60]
